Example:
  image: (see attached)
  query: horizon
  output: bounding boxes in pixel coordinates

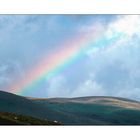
[0,90,139,103]
[0,15,140,100]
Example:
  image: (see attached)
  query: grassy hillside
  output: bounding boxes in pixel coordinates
[1,90,140,125]
[33,97,140,125]
[0,91,63,123]
[0,112,60,125]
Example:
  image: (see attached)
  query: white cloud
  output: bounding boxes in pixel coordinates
[45,15,140,99]
[46,75,70,98]
[71,79,104,97]
[117,88,140,101]
[0,61,25,91]
[44,16,140,99]
[106,15,140,38]
[82,15,140,100]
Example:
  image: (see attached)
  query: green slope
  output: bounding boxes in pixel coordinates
[1,90,140,125]
[33,97,140,125]
[0,112,60,125]
[0,91,62,123]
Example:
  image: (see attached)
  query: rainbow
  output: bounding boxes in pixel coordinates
[9,28,122,96]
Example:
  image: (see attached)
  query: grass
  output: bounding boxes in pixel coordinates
[34,101,140,125]
[0,112,61,125]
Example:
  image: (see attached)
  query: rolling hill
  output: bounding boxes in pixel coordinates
[0,91,61,125]
[1,90,140,125]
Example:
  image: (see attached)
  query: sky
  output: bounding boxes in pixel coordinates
[0,15,140,100]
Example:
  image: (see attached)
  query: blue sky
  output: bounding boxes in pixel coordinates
[0,15,140,100]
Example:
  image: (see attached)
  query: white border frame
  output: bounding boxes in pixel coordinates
[0,0,139,14]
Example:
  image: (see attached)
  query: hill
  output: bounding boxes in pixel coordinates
[31,96,140,125]
[1,90,140,125]
[0,90,61,124]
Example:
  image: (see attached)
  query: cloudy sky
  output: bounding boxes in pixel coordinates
[0,15,140,100]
